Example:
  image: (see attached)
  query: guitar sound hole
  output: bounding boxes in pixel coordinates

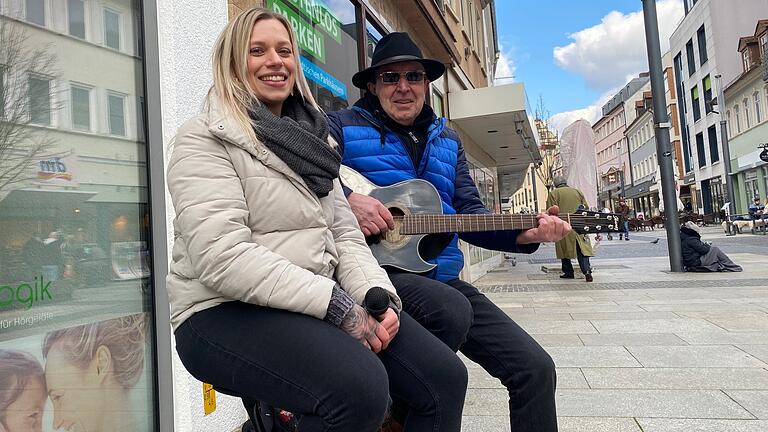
[382,206,408,247]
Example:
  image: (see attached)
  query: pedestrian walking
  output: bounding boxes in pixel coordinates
[547,177,595,282]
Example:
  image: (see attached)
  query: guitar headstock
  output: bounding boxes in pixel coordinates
[567,211,623,234]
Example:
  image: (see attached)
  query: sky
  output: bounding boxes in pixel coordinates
[494,0,685,134]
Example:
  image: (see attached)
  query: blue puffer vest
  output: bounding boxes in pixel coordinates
[331,106,464,282]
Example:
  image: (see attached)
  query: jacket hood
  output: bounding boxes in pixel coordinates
[680,226,701,239]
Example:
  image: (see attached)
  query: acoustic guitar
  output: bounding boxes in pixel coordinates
[341,166,622,274]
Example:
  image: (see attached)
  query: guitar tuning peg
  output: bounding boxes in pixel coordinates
[584,227,590,231]
[596,225,602,230]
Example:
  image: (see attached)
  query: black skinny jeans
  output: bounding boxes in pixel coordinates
[174,301,467,432]
[388,272,559,432]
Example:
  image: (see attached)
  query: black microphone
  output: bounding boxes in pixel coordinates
[363,287,390,318]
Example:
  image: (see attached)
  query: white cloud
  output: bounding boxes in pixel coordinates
[552,0,683,92]
[494,45,516,85]
[548,88,618,134]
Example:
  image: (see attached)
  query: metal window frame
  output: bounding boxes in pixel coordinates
[138,0,173,431]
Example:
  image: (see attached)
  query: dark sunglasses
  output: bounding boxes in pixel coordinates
[377,71,427,84]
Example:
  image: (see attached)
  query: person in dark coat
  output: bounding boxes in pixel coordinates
[680,221,742,272]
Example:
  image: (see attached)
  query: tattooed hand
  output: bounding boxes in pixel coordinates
[341,304,391,353]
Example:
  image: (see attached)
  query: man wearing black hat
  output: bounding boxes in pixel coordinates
[327,32,565,431]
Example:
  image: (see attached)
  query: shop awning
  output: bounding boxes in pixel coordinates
[447,83,541,199]
[623,180,656,199]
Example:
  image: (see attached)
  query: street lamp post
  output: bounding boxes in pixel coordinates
[641,0,683,272]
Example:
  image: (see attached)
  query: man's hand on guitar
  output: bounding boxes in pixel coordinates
[348,192,395,237]
[516,205,571,244]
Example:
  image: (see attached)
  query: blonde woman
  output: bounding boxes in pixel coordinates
[167,8,467,432]
[42,314,147,432]
[0,350,46,432]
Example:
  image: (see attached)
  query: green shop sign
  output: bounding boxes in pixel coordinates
[268,0,326,63]
[285,0,342,44]
[0,275,54,310]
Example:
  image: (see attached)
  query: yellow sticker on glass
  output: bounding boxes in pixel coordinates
[203,382,217,415]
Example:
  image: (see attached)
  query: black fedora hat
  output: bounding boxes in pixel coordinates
[352,32,446,89]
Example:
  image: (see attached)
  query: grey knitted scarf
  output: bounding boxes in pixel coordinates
[249,96,341,197]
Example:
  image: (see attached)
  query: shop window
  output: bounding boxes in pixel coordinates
[28,75,51,125]
[70,84,91,131]
[366,19,383,67]
[745,170,759,210]
[68,0,86,39]
[707,125,718,163]
[104,9,121,50]
[108,93,126,136]
[25,0,45,26]
[268,0,358,111]
[0,2,157,429]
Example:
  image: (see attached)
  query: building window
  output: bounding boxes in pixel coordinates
[735,105,741,134]
[696,132,706,168]
[697,25,708,65]
[754,91,762,124]
[432,88,444,117]
[743,50,750,71]
[744,98,751,129]
[71,84,91,131]
[691,85,700,121]
[28,75,51,125]
[683,126,691,172]
[707,125,719,163]
[760,33,768,59]
[68,0,86,39]
[686,39,695,76]
[108,93,126,136]
[25,0,45,26]
[104,9,121,50]
[702,75,712,114]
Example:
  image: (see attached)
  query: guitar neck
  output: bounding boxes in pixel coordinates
[399,214,566,235]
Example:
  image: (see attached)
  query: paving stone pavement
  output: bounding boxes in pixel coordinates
[461,226,768,432]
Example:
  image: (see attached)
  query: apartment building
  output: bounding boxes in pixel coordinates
[623,53,685,217]
[669,0,768,217]
[592,74,650,209]
[723,19,768,213]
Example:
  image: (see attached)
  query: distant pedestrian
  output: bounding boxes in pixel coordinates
[616,198,630,240]
[680,221,742,272]
[548,176,595,282]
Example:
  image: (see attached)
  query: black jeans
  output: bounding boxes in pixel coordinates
[174,301,467,432]
[561,243,591,276]
[387,272,559,432]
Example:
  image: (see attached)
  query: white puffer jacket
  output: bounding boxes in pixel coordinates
[166,100,399,329]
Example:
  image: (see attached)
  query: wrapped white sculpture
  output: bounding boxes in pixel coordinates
[559,119,598,207]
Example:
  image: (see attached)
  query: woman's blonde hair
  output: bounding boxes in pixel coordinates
[42,314,147,389]
[209,8,319,140]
